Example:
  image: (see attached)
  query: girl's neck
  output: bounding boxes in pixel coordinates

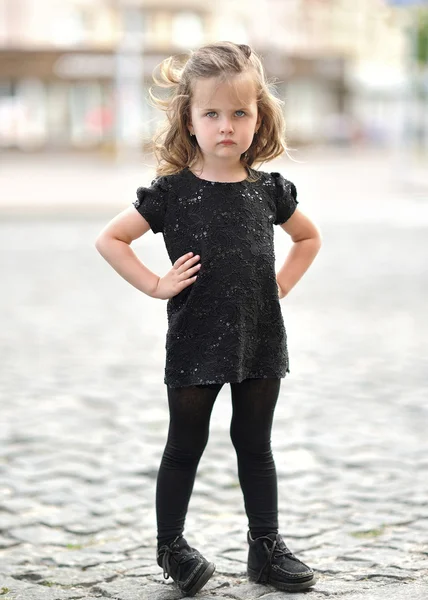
[190,161,248,183]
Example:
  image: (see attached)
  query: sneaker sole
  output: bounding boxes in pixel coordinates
[184,562,216,596]
[247,568,317,592]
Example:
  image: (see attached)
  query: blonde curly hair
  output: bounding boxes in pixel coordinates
[149,41,288,181]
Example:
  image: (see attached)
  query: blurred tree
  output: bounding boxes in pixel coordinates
[413,7,428,152]
[416,8,428,63]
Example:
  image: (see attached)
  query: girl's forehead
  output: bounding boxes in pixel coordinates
[191,74,257,108]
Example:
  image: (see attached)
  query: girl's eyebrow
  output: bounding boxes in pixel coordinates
[198,106,252,111]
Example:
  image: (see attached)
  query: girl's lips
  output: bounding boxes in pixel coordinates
[219,140,235,145]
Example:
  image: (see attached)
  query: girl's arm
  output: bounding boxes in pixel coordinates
[276,208,322,299]
[95,206,160,297]
[95,206,201,299]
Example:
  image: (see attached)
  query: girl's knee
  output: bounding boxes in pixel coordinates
[230,428,271,457]
[162,436,208,468]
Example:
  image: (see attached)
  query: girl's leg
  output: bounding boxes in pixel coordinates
[156,382,223,548]
[230,377,281,538]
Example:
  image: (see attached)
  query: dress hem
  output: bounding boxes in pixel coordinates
[164,369,290,389]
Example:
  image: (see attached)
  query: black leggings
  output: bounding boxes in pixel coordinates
[156,377,281,547]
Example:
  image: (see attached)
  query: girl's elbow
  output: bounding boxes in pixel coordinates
[312,225,322,248]
[94,234,110,255]
[94,236,104,252]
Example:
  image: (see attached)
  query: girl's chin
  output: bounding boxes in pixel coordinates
[214,145,243,154]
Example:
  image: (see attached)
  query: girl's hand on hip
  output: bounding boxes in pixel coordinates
[277,281,287,300]
[152,252,201,300]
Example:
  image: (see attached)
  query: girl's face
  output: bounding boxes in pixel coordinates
[187,73,261,167]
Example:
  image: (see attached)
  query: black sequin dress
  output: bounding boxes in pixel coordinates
[132,167,298,388]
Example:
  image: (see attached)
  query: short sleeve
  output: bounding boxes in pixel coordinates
[270,172,298,225]
[132,176,168,234]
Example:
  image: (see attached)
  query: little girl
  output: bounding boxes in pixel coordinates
[95,41,322,596]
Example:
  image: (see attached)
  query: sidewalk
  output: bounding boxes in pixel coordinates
[1,148,428,600]
[0,146,427,222]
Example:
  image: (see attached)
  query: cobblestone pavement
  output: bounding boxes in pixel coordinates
[1,150,428,599]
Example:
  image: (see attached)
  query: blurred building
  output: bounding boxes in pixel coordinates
[0,0,214,151]
[250,0,411,145]
[0,0,415,151]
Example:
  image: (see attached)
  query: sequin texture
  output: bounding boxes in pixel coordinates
[133,167,298,388]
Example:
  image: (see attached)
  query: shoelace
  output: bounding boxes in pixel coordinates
[256,538,295,583]
[160,544,198,580]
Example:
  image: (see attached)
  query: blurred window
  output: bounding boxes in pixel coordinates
[120,6,146,48]
[149,10,171,48]
[14,79,47,149]
[0,80,13,147]
[172,12,204,48]
[50,6,85,46]
[49,5,114,47]
[0,80,12,96]
[69,82,104,147]
[46,82,70,146]
[0,0,6,45]
[217,20,248,45]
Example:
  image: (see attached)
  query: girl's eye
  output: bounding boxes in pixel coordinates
[205,111,246,118]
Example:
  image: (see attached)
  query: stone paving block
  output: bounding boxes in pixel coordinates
[126,581,183,600]
[35,488,91,507]
[92,577,165,600]
[64,515,119,535]
[211,557,246,576]
[348,582,428,600]
[0,512,40,531]
[118,564,160,577]
[46,547,128,569]
[0,534,20,549]
[1,473,42,498]
[351,545,427,572]
[218,548,247,564]
[11,564,120,587]
[114,512,140,526]
[38,507,91,528]
[103,474,148,492]
[0,575,87,600]
[212,580,283,599]
[8,525,82,546]
[0,497,45,514]
[12,564,111,589]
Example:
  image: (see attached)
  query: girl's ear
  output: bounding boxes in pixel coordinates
[187,121,194,136]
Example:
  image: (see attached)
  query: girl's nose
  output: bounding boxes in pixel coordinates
[220,120,233,134]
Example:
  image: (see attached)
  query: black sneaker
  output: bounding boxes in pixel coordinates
[157,535,216,596]
[247,531,317,592]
